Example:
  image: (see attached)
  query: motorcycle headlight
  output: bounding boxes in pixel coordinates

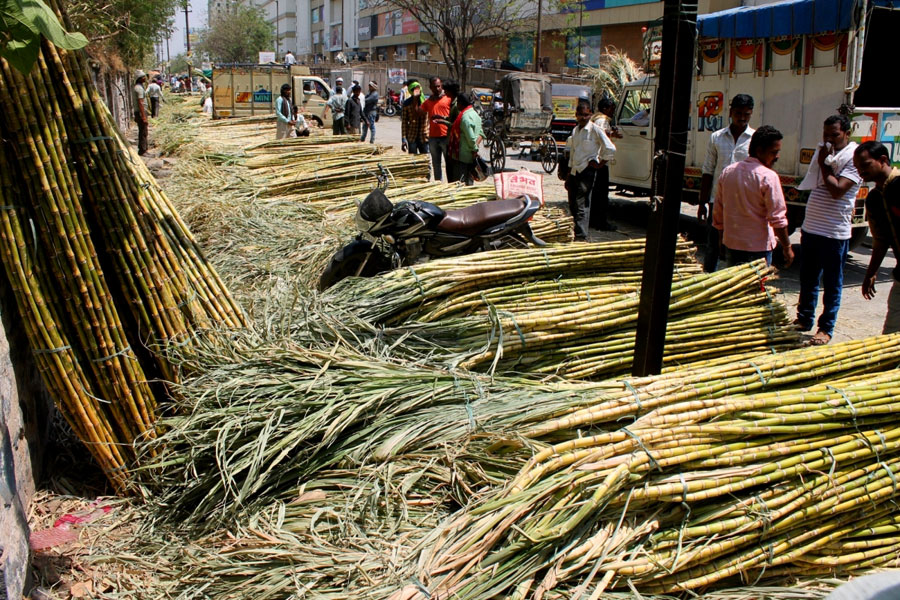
[355,210,375,233]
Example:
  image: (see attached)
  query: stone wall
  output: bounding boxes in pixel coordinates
[1,275,53,599]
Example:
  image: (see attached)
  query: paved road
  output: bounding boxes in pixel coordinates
[376,113,895,345]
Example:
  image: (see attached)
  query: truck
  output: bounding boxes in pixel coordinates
[609,0,900,247]
[211,64,335,128]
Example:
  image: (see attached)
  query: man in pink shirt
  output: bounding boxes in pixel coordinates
[713,125,794,268]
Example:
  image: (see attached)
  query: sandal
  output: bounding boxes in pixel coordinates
[807,330,832,346]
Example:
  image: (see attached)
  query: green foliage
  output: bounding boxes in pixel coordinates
[168,52,189,74]
[379,0,531,87]
[197,4,273,64]
[0,0,87,73]
[63,0,180,69]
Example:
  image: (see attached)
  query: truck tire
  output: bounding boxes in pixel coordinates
[848,226,869,251]
[318,240,389,291]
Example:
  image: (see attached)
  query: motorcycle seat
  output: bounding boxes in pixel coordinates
[436,198,526,236]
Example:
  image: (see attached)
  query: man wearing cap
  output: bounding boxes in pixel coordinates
[327,80,348,135]
[133,70,149,155]
[401,79,428,155]
[335,76,346,95]
[275,83,295,139]
[360,81,379,143]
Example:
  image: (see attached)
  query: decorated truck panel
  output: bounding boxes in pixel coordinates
[609,0,899,240]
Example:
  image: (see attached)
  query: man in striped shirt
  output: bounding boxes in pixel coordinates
[795,114,861,345]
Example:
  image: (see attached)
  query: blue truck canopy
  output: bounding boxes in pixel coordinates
[697,0,895,39]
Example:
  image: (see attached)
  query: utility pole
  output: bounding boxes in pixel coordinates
[276,0,280,57]
[631,0,698,376]
[535,0,542,73]
[184,0,192,78]
[577,1,584,75]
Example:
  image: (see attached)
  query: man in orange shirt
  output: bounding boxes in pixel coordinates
[419,76,452,180]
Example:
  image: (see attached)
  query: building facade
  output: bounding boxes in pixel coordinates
[252,0,741,69]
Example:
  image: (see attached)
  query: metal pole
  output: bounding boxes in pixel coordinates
[535,0,543,73]
[276,0,280,57]
[577,2,583,74]
[631,0,698,376]
[184,0,192,78]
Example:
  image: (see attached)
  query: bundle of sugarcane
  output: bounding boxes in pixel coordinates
[144,328,900,531]
[448,261,794,374]
[402,353,900,598]
[263,153,431,198]
[136,334,900,597]
[0,7,244,488]
[325,239,697,324]
[244,134,362,154]
[244,142,386,171]
[201,113,278,127]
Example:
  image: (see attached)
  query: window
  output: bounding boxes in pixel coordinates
[312,7,320,23]
[619,89,653,126]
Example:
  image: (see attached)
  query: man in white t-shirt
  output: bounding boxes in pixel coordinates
[795,114,861,345]
[284,51,296,66]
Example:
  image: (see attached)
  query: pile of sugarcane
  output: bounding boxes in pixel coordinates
[128,332,900,598]
[0,12,243,489]
[317,243,796,378]
[244,134,361,154]
[243,141,387,171]
[263,153,431,198]
[401,335,900,598]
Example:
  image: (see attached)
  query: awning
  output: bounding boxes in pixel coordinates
[697,0,863,39]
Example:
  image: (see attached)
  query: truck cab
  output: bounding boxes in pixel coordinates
[293,76,334,128]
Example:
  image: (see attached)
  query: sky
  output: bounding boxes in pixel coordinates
[167,0,208,60]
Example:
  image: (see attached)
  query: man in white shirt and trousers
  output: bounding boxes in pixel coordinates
[698,94,755,272]
[559,100,616,241]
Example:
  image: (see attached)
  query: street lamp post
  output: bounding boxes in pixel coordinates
[275,0,280,57]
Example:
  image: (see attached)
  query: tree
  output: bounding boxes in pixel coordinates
[197,4,273,64]
[377,0,533,88]
[64,0,182,69]
[168,51,189,74]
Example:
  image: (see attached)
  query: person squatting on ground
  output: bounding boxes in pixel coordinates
[133,70,149,155]
[855,141,900,334]
[794,114,862,346]
[401,79,428,155]
[275,83,295,140]
[590,97,622,232]
[420,76,452,180]
[712,125,794,269]
[559,100,616,241]
[699,94,756,272]
[360,81,379,143]
[327,81,348,135]
[448,92,484,186]
[292,106,310,137]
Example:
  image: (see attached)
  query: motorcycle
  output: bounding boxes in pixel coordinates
[382,88,401,117]
[319,166,546,290]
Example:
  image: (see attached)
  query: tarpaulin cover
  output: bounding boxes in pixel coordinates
[697,0,864,39]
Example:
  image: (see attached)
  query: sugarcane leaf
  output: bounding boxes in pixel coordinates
[15,0,87,49]
[0,35,40,74]
[0,0,87,73]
